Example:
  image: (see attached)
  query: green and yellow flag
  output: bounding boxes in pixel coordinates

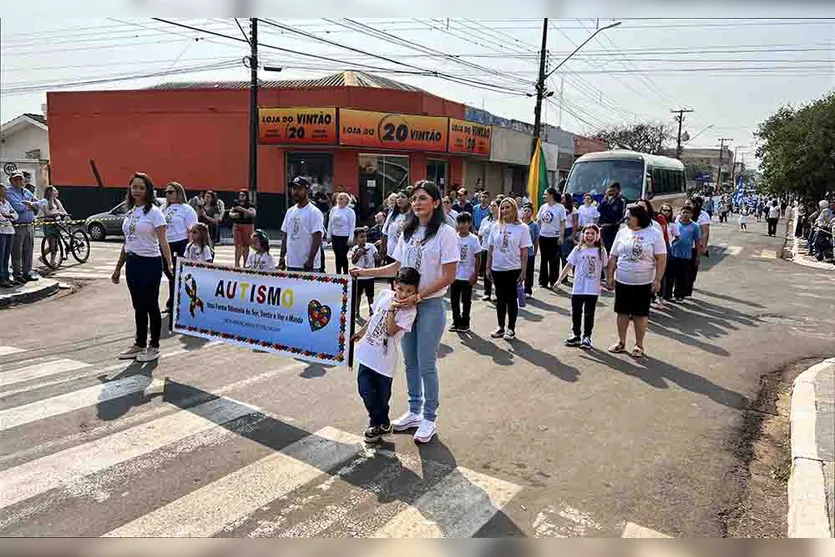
[526,138,549,214]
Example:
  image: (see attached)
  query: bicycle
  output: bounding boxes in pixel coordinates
[40,216,91,270]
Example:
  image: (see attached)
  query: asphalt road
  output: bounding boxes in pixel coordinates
[1,219,833,537]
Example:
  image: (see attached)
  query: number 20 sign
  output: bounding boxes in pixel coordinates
[338,109,448,152]
[259,107,337,145]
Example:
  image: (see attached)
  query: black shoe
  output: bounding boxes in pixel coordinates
[563,335,581,347]
[12,276,25,286]
[458,324,470,332]
[24,274,39,282]
[0,278,12,288]
[363,424,390,444]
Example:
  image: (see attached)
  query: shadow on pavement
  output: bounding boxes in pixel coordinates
[457,331,514,366]
[693,288,766,309]
[580,350,749,410]
[154,378,524,537]
[509,339,580,383]
[96,360,162,421]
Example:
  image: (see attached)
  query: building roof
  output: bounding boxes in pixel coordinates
[1,113,48,135]
[148,71,426,93]
[24,113,47,126]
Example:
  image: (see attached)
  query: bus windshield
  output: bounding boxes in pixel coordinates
[564,159,645,202]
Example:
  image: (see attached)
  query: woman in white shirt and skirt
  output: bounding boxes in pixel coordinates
[111,173,173,363]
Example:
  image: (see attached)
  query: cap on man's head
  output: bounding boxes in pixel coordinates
[9,170,24,180]
[291,176,311,189]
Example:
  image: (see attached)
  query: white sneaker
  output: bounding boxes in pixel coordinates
[391,411,423,432]
[503,329,516,341]
[413,419,437,444]
[490,327,505,338]
[136,346,160,363]
[118,344,144,360]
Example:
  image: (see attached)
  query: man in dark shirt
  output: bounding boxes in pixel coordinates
[453,187,474,216]
[598,182,626,254]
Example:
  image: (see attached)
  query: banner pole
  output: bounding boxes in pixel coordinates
[347,277,358,368]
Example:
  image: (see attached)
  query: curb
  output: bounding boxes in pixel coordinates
[0,278,60,309]
[788,357,835,538]
[788,220,835,271]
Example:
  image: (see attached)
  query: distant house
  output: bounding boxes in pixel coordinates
[0,113,50,195]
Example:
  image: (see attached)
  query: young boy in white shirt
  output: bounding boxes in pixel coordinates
[348,227,378,318]
[450,212,482,332]
[351,267,419,443]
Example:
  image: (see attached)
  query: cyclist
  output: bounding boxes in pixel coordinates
[39,186,68,266]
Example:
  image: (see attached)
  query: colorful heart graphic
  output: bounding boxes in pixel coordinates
[308,299,332,332]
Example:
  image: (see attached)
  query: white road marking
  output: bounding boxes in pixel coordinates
[756,249,777,259]
[725,246,743,256]
[0,347,25,357]
[0,359,90,388]
[0,376,165,432]
[373,466,521,538]
[0,395,257,510]
[621,521,671,538]
[104,427,364,537]
[532,504,602,537]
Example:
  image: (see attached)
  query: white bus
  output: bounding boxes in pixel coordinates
[563,150,687,207]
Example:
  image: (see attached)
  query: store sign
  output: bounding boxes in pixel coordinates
[448,118,491,156]
[338,109,448,152]
[259,107,337,145]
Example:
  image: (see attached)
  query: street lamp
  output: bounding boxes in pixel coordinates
[544,21,622,80]
[685,124,714,144]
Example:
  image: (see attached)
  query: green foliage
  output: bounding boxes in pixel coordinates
[591,123,672,155]
[755,92,835,200]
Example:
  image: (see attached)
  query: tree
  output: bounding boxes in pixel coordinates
[591,123,672,155]
[755,92,835,200]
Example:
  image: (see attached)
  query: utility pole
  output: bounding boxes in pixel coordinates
[730,146,740,188]
[248,18,259,211]
[716,138,733,189]
[532,18,549,146]
[671,108,694,159]
[558,76,564,128]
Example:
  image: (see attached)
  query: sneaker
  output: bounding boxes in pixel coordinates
[378,423,393,435]
[118,344,145,360]
[363,425,391,444]
[448,324,459,332]
[481,294,491,302]
[24,274,39,282]
[525,292,532,298]
[391,411,423,432]
[563,335,581,347]
[503,329,516,341]
[580,337,592,350]
[0,278,12,288]
[413,419,437,444]
[490,327,505,338]
[458,324,470,332]
[136,346,161,363]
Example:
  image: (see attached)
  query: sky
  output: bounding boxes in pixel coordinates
[2,13,834,168]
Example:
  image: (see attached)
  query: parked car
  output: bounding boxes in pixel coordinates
[85,196,166,241]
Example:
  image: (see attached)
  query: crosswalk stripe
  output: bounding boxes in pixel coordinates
[757,249,777,259]
[0,376,165,432]
[373,466,521,538]
[621,521,671,538]
[0,359,89,388]
[0,347,25,357]
[0,395,257,510]
[725,246,742,256]
[103,426,364,537]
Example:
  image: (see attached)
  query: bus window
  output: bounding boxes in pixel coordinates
[565,158,645,202]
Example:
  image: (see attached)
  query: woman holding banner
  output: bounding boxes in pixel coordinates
[351,180,457,444]
[162,182,198,313]
[111,173,173,363]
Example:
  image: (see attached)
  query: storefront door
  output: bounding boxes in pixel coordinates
[427,160,448,195]
[357,154,410,222]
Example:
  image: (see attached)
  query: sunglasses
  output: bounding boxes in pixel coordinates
[165,190,176,194]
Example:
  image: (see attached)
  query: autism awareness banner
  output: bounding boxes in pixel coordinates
[173,260,353,365]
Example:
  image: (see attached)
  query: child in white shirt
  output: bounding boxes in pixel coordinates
[450,212,483,332]
[351,267,419,444]
[183,223,214,262]
[245,230,277,271]
[348,227,378,318]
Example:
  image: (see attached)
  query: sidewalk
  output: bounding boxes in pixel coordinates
[0,277,61,308]
[789,358,835,537]
[786,220,835,271]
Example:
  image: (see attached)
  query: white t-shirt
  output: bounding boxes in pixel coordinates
[650,219,663,234]
[327,206,356,238]
[281,203,324,269]
[478,217,495,249]
[183,242,213,262]
[577,204,600,227]
[566,207,579,231]
[611,226,667,285]
[566,246,607,296]
[768,206,780,219]
[456,233,483,281]
[122,205,167,257]
[163,203,198,243]
[355,289,417,378]
[393,223,459,298]
[349,243,377,281]
[245,251,277,271]
[488,223,533,271]
[384,212,407,258]
[537,202,567,238]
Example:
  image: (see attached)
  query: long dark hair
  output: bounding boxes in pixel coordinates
[561,192,575,212]
[637,198,656,221]
[402,180,445,243]
[126,172,155,214]
[691,196,704,220]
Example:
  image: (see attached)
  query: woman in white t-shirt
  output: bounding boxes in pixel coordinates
[111,173,173,363]
[162,182,198,311]
[351,180,457,445]
[477,200,499,301]
[381,191,411,265]
[577,193,600,228]
[486,198,532,341]
[536,187,567,289]
[327,192,357,274]
[606,204,667,358]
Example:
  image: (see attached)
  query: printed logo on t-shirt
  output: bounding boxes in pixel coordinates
[290,217,301,240]
[583,254,598,278]
[459,243,469,263]
[365,304,390,354]
[331,215,344,229]
[629,238,645,262]
[125,210,139,241]
[541,210,554,224]
[164,208,174,226]
[499,230,510,253]
[403,241,425,273]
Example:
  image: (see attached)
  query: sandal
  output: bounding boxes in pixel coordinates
[608,342,626,354]
[631,346,646,358]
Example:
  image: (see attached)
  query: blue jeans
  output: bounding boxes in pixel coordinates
[357,363,392,427]
[0,234,13,280]
[401,296,445,422]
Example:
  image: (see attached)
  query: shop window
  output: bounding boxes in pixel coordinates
[286,152,334,197]
[358,154,409,221]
